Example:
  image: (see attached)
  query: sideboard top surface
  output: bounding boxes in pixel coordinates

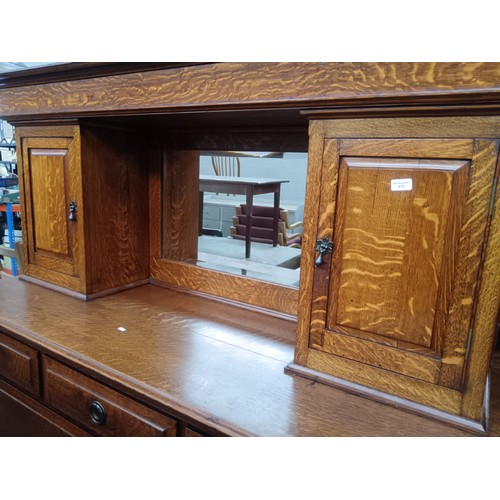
[0,277,490,436]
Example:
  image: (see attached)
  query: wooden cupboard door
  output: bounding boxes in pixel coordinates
[21,136,82,279]
[309,138,499,391]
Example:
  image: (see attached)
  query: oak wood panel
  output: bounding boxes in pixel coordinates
[148,146,298,317]
[306,348,462,414]
[149,147,163,259]
[328,158,466,348]
[308,157,475,387]
[29,149,69,255]
[308,139,340,347]
[438,140,499,389]
[1,63,499,119]
[80,126,150,293]
[0,279,481,436]
[461,148,500,420]
[150,259,298,317]
[22,138,77,276]
[0,380,89,437]
[295,121,326,363]
[20,265,85,294]
[162,150,200,262]
[296,118,499,421]
[339,139,475,159]
[0,330,40,396]
[303,103,500,119]
[324,116,500,139]
[14,124,80,138]
[43,356,177,437]
[320,329,442,383]
[17,126,87,293]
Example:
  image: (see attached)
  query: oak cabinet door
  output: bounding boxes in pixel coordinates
[20,134,85,291]
[302,136,499,416]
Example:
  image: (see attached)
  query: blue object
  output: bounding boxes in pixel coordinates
[5,202,18,276]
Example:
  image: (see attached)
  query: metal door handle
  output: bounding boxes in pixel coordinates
[68,201,77,222]
[315,237,334,266]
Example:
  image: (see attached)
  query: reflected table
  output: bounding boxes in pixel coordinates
[199,176,289,259]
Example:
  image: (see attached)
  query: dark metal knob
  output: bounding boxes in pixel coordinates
[315,237,334,267]
[68,201,77,222]
[89,400,106,426]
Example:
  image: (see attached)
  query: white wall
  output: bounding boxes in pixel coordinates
[200,152,308,206]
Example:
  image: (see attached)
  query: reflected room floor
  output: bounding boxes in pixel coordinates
[197,235,301,287]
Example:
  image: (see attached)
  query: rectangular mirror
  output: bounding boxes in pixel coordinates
[197,151,307,287]
[162,149,307,288]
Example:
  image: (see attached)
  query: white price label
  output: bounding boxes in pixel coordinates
[390,178,413,192]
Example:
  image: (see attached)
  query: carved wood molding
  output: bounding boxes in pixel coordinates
[0,63,499,121]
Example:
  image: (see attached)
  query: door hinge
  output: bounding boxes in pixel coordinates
[488,177,498,218]
[465,327,474,361]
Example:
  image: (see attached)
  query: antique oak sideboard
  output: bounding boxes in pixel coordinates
[0,63,499,436]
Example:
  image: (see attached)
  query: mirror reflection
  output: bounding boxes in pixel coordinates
[197,151,307,287]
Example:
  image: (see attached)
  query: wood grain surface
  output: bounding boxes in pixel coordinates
[0,380,90,437]
[296,118,500,421]
[438,140,499,389]
[150,259,299,317]
[162,150,200,262]
[0,330,40,396]
[324,116,500,139]
[461,148,500,420]
[0,278,488,436]
[28,147,69,255]
[43,356,177,437]
[294,121,326,363]
[147,146,299,317]
[1,63,499,119]
[17,127,86,292]
[80,126,150,293]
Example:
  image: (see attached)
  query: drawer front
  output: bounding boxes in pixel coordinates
[0,382,90,437]
[43,357,177,437]
[0,331,40,396]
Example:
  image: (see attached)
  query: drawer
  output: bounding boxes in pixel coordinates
[43,357,177,437]
[0,330,40,397]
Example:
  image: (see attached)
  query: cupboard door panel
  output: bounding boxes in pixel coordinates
[30,150,70,256]
[22,137,81,278]
[309,138,498,392]
[328,157,468,348]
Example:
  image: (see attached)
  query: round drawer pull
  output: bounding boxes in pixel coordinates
[89,400,107,426]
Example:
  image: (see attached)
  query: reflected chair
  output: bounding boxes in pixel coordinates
[211,156,241,177]
[278,209,303,247]
[211,156,241,196]
[230,204,302,247]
